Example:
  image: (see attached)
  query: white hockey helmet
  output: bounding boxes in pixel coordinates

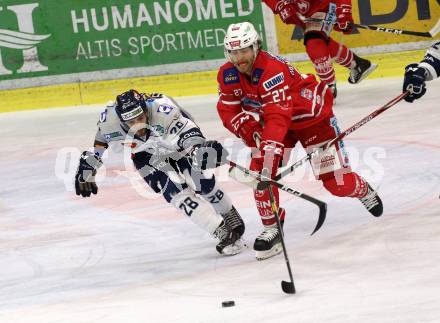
[224,22,261,62]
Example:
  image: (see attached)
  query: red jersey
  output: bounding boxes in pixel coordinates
[262,0,350,26]
[217,50,333,144]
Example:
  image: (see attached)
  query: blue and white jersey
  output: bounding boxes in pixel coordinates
[94,94,205,157]
[419,41,440,81]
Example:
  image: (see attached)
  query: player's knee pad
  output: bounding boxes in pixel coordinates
[321,172,368,198]
[304,31,329,46]
[171,188,223,234]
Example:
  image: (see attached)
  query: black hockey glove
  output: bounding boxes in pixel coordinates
[403,63,427,103]
[75,151,103,197]
[190,140,229,171]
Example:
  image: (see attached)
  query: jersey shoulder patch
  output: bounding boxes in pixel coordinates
[223,67,240,85]
[252,68,264,85]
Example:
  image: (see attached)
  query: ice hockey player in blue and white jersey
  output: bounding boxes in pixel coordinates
[74,89,245,256]
[403,41,440,102]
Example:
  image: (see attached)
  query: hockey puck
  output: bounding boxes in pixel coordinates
[221,301,235,308]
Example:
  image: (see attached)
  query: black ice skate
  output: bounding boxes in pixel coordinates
[214,220,244,256]
[359,184,383,217]
[253,224,283,260]
[348,54,378,84]
[222,205,245,237]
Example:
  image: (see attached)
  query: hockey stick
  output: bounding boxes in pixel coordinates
[228,160,327,235]
[275,91,410,181]
[267,184,296,294]
[301,16,440,38]
[354,20,440,38]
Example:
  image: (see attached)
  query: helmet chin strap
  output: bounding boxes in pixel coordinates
[252,43,260,58]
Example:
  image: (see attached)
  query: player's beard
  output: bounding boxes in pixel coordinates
[235,55,255,76]
[235,60,254,74]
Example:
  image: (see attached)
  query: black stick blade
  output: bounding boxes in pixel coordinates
[311,202,327,235]
[281,281,296,294]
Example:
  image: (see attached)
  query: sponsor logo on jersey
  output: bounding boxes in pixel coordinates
[224,67,240,85]
[252,68,264,85]
[157,104,174,115]
[263,72,285,91]
[183,131,198,139]
[300,88,313,100]
[177,128,204,147]
[152,125,165,135]
[256,200,271,209]
[297,0,311,14]
[104,131,123,140]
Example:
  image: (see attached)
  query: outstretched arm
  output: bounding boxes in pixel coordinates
[74,130,108,198]
[403,41,440,102]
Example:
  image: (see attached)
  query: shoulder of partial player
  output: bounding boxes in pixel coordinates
[97,101,119,127]
[147,95,182,121]
[426,41,440,60]
[217,62,241,87]
[257,58,299,92]
[95,102,127,140]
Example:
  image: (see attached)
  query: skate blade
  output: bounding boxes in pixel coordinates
[350,63,378,84]
[221,238,245,256]
[255,243,283,261]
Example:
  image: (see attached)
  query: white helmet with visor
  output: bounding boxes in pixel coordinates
[224,22,261,62]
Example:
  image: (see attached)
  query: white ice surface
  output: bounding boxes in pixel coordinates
[0,77,440,323]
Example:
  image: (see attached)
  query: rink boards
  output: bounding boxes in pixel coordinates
[0,48,427,113]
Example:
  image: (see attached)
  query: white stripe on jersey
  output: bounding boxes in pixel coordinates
[221,100,241,105]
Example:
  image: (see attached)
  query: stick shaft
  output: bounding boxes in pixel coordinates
[268,185,296,294]
[275,92,410,181]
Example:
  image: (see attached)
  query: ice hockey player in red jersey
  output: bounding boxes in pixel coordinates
[217,22,383,260]
[262,0,377,97]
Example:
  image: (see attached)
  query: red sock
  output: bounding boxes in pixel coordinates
[328,37,355,69]
[322,172,369,198]
[305,38,335,85]
[253,186,285,226]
